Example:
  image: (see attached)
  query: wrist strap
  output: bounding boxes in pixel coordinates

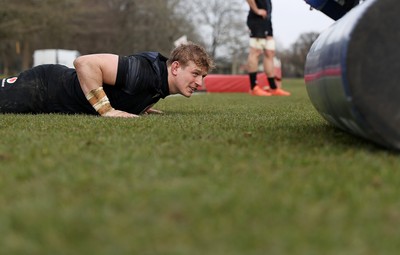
[86,87,114,115]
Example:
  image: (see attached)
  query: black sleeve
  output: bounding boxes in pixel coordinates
[115,56,128,88]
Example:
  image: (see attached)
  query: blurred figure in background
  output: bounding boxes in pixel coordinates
[246,0,290,96]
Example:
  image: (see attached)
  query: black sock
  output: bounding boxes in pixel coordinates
[249,72,257,89]
[268,77,277,90]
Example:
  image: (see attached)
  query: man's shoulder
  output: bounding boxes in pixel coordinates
[129,52,168,62]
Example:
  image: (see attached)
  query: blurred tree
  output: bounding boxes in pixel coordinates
[0,0,202,74]
[280,32,319,77]
[0,0,81,72]
[177,0,248,73]
[71,0,201,55]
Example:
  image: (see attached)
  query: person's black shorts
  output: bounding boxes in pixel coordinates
[0,65,52,113]
[247,18,273,38]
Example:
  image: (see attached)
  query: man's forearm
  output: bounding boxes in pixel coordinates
[74,54,119,116]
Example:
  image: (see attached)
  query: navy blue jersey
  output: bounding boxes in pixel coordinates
[108,52,169,114]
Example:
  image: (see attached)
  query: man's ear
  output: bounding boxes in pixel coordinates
[171,61,180,75]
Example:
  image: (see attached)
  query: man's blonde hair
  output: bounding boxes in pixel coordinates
[167,42,215,72]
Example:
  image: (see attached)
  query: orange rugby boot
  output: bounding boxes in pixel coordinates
[269,88,291,96]
[251,85,272,96]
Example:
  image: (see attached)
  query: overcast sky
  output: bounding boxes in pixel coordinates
[263,0,335,48]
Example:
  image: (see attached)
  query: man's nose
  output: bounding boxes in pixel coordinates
[195,76,203,86]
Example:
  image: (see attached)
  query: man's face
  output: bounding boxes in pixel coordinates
[174,61,207,97]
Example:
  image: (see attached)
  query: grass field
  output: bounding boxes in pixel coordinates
[1,78,400,254]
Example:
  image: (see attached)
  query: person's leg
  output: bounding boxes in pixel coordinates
[248,39,271,96]
[248,44,261,90]
[263,36,290,96]
[263,36,278,89]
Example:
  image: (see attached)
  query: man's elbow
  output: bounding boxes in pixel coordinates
[73,55,88,70]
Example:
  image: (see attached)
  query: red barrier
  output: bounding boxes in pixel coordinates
[201,71,282,93]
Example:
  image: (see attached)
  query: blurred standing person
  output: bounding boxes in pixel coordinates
[246,0,290,96]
